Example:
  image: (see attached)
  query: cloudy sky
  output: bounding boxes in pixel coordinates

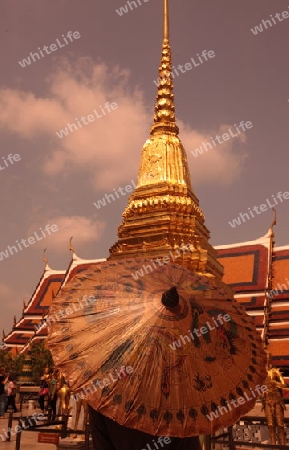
[0,0,288,336]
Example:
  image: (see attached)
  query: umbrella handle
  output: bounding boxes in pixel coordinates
[161,287,179,308]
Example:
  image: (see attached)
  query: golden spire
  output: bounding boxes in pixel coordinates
[163,0,169,39]
[136,0,191,189]
[109,0,224,282]
[164,0,170,41]
[151,0,178,136]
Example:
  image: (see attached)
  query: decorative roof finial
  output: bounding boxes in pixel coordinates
[69,236,75,254]
[262,207,277,347]
[22,299,26,312]
[151,0,178,136]
[270,207,277,236]
[42,248,48,267]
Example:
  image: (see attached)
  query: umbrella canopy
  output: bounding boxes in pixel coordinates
[47,258,267,437]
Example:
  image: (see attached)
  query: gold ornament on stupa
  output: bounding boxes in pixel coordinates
[109,0,223,282]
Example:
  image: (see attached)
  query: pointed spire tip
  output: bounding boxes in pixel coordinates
[69,236,75,254]
[163,0,169,41]
[151,0,178,136]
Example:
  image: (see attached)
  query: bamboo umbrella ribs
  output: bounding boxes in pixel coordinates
[47,259,267,437]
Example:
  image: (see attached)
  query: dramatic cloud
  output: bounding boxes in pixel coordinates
[180,122,248,186]
[0,57,247,189]
[26,215,105,253]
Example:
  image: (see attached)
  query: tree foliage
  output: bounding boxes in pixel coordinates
[30,340,54,383]
[0,349,25,377]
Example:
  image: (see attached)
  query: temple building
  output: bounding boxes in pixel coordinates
[2,0,288,392]
[4,231,289,391]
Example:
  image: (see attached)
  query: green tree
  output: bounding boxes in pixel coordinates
[30,341,54,383]
[0,349,10,373]
[0,349,25,378]
[9,353,26,377]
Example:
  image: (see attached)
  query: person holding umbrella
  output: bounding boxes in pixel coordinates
[47,1,267,448]
[88,408,201,449]
[47,260,267,450]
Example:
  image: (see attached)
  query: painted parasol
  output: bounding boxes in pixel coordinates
[47,258,267,437]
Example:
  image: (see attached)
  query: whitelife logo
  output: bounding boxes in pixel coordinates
[93,180,136,209]
[0,153,21,172]
[141,436,172,450]
[35,295,97,332]
[55,102,118,139]
[73,366,134,402]
[153,50,216,87]
[18,31,81,68]
[0,413,44,441]
[269,278,289,299]
[0,224,58,262]
[250,8,289,35]
[228,191,289,228]
[116,0,149,17]
[131,245,191,280]
[191,121,253,157]
[169,314,231,351]
[206,384,268,421]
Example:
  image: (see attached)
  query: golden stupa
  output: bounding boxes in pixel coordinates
[109,0,224,283]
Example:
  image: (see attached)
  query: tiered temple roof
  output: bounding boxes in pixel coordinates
[3,264,66,354]
[5,252,106,356]
[215,230,289,398]
[3,232,289,380]
[216,232,289,368]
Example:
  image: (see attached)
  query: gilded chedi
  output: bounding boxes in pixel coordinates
[109,0,223,282]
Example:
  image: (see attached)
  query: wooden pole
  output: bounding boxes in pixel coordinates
[15,418,22,450]
[6,410,13,441]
